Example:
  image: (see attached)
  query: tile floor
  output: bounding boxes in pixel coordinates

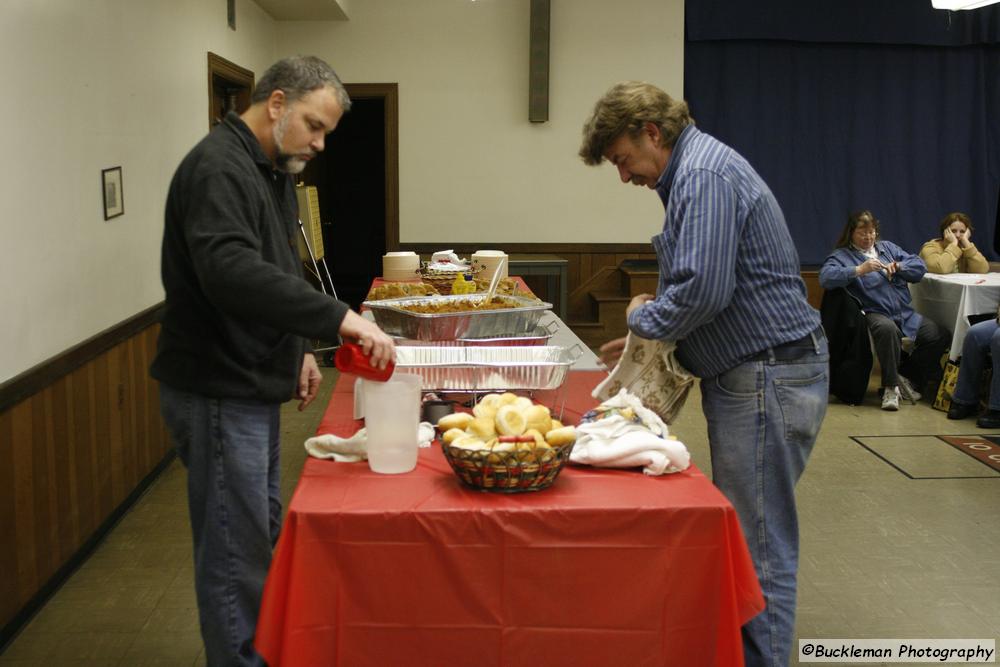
[1,371,998,666]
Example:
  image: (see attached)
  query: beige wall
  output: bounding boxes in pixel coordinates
[275,0,684,245]
[0,0,277,382]
[0,0,683,383]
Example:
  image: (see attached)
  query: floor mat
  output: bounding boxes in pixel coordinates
[852,434,1000,479]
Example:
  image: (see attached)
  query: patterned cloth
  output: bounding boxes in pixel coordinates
[592,333,694,425]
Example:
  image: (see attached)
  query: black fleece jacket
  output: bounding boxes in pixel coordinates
[150,112,348,402]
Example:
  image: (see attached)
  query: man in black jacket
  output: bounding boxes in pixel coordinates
[151,56,394,666]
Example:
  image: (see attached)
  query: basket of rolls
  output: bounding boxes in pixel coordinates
[436,392,577,493]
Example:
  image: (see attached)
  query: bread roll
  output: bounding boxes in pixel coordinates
[523,405,552,434]
[472,403,497,420]
[495,405,527,436]
[498,392,519,406]
[512,396,534,412]
[441,427,466,445]
[545,425,576,446]
[451,434,487,450]
[468,416,497,439]
[437,412,474,432]
[472,393,502,419]
[523,428,550,449]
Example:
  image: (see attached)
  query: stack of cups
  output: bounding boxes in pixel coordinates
[382,251,420,281]
[472,250,508,283]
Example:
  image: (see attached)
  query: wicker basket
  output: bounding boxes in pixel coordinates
[419,264,483,295]
[441,441,575,493]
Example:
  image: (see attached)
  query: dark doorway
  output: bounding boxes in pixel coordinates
[301,83,399,311]
[207,52,253,129]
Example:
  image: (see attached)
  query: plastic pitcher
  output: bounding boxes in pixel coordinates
[362,372,422,474]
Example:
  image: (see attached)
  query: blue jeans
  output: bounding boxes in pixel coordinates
[951,319,1000,410]
[159,384,281,667]
[701,334,829,667]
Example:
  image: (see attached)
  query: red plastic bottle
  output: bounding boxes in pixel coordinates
[334,343,395,382]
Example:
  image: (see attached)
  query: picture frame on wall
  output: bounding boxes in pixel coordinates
[102,166,124,220]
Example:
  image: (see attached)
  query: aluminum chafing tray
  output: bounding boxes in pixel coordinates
[363,294,552,341]
[394,345,581,391]
[393,321,558,347]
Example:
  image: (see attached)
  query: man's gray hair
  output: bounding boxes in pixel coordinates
[579,81,693,166]
[251,55,351,111]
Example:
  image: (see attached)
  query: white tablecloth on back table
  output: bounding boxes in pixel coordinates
[909,273,1000,360]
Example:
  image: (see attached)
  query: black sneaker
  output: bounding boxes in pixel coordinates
[947,401,979,420]
[976,409,1000,429]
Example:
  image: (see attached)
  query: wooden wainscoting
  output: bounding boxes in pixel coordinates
[802,269,822,310]
[0,305,171,647]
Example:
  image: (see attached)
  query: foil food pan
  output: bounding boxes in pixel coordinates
[393,321,558,347]
[394,345,581,391]
[363,294,551,341]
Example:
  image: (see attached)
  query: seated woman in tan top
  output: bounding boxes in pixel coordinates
[919,212,989,274]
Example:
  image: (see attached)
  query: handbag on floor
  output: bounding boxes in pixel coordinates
[932,359,960,412]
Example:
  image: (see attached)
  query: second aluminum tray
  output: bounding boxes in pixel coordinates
[363,293,551,341]
[393,321,558,347]
[394,345,581,391]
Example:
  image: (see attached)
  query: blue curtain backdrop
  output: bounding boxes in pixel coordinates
[683,0,1000,266]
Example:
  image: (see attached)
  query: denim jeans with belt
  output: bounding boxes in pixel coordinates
[159,383,281,667]
[700,329,829,667]
[951,318,1000,410]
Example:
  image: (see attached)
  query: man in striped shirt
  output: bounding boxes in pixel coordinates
[580,82,829,667]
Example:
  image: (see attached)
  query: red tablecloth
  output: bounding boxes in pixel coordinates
[256,372,764,667]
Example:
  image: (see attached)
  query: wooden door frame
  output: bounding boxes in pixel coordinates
[344,83,399,251]
[207,52,254,129]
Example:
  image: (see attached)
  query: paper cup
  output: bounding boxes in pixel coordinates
[472,250,508,281]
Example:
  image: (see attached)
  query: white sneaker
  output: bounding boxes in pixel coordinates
[881,386,900,411]
[898,376,921,404]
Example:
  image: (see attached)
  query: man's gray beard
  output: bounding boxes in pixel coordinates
[276,154,307,174]
[273,112,307,174]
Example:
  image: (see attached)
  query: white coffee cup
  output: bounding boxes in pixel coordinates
[472,250,508,281]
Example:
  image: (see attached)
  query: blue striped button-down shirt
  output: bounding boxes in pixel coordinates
[626,125,820,378]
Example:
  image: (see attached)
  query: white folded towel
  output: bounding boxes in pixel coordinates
[305,422,436,462]
[571,389,690,476]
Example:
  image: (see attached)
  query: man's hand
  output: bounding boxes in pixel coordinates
[339,310,396,369]
[943,227,957,246]
[298,353,322,411]
[599,337,627,370]
[626,293,655,316]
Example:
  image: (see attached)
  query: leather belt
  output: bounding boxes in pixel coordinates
[746,326,826,363]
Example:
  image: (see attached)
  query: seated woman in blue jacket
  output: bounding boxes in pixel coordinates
[819,210,949,411]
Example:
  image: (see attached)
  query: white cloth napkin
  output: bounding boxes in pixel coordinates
[304,422,436,462]
[428,249,467,272]
[592,333,695,425]
[571,389,691,476]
